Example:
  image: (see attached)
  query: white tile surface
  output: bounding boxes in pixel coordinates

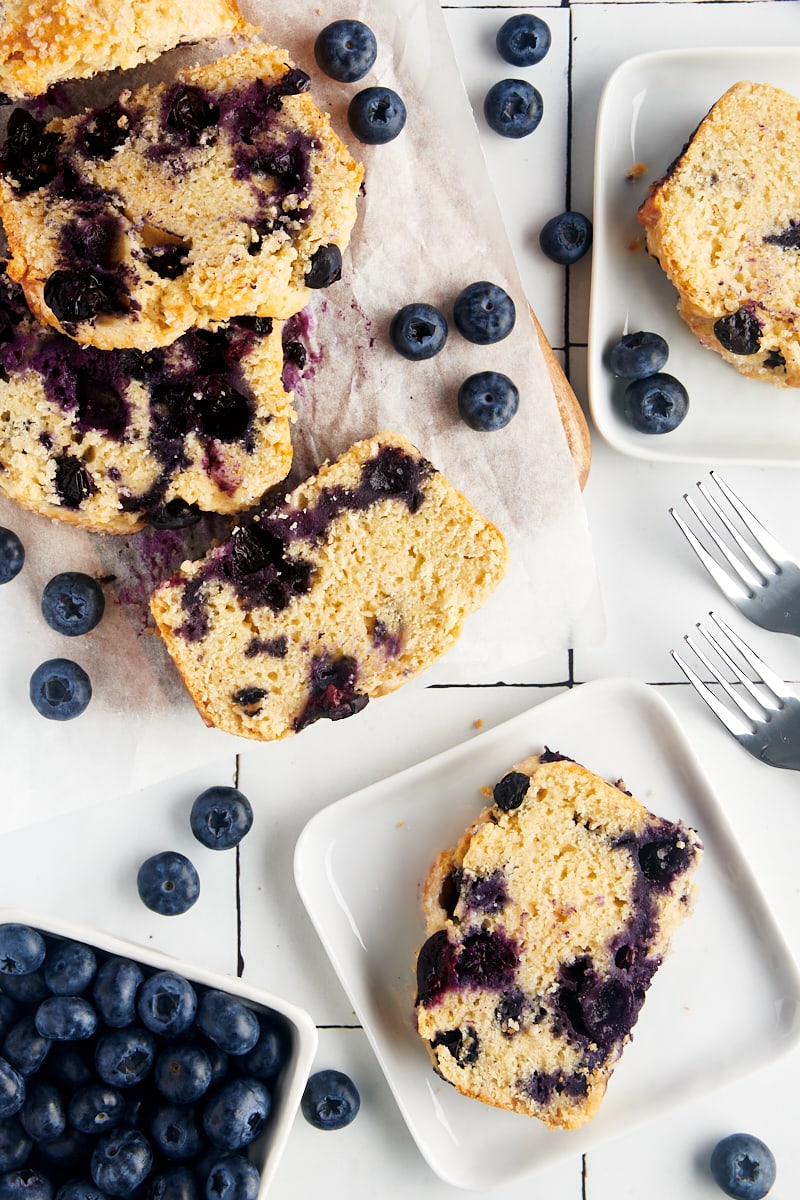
[2,2,800,1198]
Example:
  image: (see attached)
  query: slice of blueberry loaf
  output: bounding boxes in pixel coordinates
[0,43,364,351]
[415,751,702,1129]
[149,432,508,740]
[638,80,800,387]
[0,266,296,534]
[0,0,255,100]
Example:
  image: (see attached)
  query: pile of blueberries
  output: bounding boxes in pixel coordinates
[0,528,104,722]
[0,921,292,1200]
[604,330,690,434]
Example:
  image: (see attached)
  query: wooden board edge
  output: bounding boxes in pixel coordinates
[529,306,592,490]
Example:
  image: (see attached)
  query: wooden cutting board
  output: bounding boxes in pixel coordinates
[530,308,591,490]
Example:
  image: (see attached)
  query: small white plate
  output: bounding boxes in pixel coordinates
[588,48,800,465]
[294,679,800,1190]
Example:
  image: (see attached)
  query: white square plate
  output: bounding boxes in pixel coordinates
[588,48,800,464]
[294,678,800,1189]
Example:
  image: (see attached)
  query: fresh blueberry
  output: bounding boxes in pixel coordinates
[189,787,253,851]
[0,1002,16,1046]
[45,1044,93,1090]
[149,1104,202,1162]
[94,1028,156,1090]
[238,1014,290,1081]
[147,1166,197,1200]
[605,331,669,379]
[29,659,92,722]
[90,1128,153,1198]
[453,281,516,345]
[0,977,48,1006]
[539,211,592,264]
[36,1128,91,1176]
[92,959,144,1029]
[300,1069,360,1131]
[314,20,377,83]
[202,1079,270,1150]
[709,1133,776,1200]
[40,574,105,637]
[55,1183,107,1200]
[196,992,259,1057]
[348,87,406,144]
[389,304,448,361]
[0,930,45,978]
[457,372,519,432]
[0,1059,25,1119]
[35,997,97,1043]
[483,79,542,139]
[136,973,197,1037]
[67,1084,126,1135]
[2,1018,50,1078]
[0,1117,30,1172]
[304,244,342,289]
[154,1046,212,1105]
[0,531,24,585]
[496,14,551,66]
[43,941,97,996]
[0,1169,53,1200]
[136,852,200,917]
[204,1155,259,1200]
[20,1082,66,1143]
[622,372,689,434]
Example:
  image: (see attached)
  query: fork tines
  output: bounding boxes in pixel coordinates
[672,610,791,737]
[669,470,786,602]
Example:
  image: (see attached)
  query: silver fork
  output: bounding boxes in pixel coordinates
[670,471,800,636]
[672,610,800,771]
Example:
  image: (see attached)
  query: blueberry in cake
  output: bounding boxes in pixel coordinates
[0,0,255,100]
[149,432,508,740]
[0,266,295,533]
[638,81,800,387]
[415,750,702,1129]
[0,43,364,351]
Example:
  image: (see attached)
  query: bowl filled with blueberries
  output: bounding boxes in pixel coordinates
[0,912,318,1200]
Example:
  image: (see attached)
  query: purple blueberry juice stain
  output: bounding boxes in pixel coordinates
[454,928,518,991]
[462,870,507,916]
[371,617,403,658]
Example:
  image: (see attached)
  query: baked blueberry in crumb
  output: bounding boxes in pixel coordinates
[0,528,24,583]
[294,652,368,731]
[304,244,342,289]
[0,109,64,193]
[147,500,202,530]
[431,1026,479,1066]
[455,929,518,989]
[43,269,123,325]
[714,307,763,355]
[348,86,407,144]
[29,659,92,721]
[492,771,529,811]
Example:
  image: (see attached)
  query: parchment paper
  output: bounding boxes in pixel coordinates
[0,0,601,831]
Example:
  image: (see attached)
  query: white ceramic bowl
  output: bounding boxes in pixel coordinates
[0,907,318,1197]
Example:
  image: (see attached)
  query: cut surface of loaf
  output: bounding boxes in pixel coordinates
[0,266,296,534]
[149,432,508,740]
[0,43,364,351]
[638,80,800,387]
[0,0,255,100]
[415,751,702,1130]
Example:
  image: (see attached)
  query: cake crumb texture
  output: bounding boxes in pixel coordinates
[149,431,508,740]
[0,42,364,350]
[0,266,295,534]
[0,0,255,99]
[638,80,800,387]
[415,752,702,1129]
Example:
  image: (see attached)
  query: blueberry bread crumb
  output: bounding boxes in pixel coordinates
[638,81,800,387]
[415,753,702,1129]
[149,432,508,740]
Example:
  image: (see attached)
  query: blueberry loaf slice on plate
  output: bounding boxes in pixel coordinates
[0,43,364,351]
[0,0,255,100]
[0,267,295,533]
[415,751,702,1130]
[149,432,508,740]
[638,80,800,386]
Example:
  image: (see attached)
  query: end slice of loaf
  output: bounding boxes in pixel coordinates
[0,43,364,351]
[415,751,702,1129]
[0,0,256,100]
[638,80,800,387]
[149,432,508,740]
